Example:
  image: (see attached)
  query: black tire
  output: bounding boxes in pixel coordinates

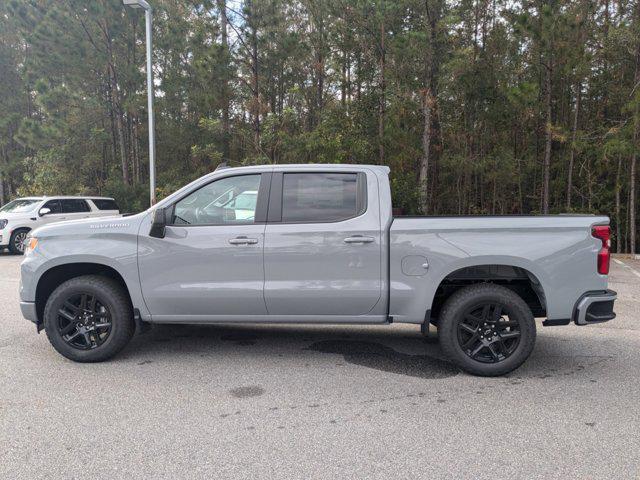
[44,275,134,362]
[8,228,30,255]
[438,283,536,376]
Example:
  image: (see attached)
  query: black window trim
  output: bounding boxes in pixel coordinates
[91,198,120,211]
[61,198,91,214]
[267,171,368,225]
[165,172,272,227]
[41,199,62,215]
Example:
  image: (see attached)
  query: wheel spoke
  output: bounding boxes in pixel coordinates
[499,331,521,340]
[470,343,485,357]
[497,336,509,354]
[499,320,519,328]
[81,332,92,346]
[487,344,500,362]
[94,322,111,329]
[59,321,77,335]
[58,309,76,322]
[64,301,79,314]
[460,323,477,334]
[461,333,481,350]
[66,330,82,342]
[492,304,502,322]
[79,294,88,311]
[481,304,491,321]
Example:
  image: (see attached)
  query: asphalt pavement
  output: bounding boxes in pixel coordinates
[1,252,639,479]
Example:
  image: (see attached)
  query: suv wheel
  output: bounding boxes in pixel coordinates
[438,283,536,376]
[43,275,134,362]
[8,228,30,255]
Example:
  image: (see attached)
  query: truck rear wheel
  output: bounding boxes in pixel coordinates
[438,283,536,376]
[43,275,134,362]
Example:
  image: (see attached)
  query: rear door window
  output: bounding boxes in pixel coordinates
[280,173,365,223]
[61,199,91,213]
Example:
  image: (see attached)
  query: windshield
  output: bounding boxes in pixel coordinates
[0,199,41,213]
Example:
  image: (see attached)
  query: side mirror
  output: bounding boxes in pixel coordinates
[39,207,51,217]
[149,207,169,239]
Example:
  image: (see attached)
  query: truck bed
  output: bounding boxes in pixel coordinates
[388,214,609,324]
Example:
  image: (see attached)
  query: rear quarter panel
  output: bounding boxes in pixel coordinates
[390,216,609,323]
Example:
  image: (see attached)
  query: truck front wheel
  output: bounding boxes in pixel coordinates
[43,275,134,362]
[438,283,536,376]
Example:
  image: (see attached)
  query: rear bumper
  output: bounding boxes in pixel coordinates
[573,290,617,325]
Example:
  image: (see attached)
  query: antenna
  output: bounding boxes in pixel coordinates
[215,162,228,171]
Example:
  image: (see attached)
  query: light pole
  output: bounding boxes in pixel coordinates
[123,0,156,206]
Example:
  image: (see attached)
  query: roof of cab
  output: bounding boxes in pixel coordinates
[13,196,115,201]
[213,163,390,174]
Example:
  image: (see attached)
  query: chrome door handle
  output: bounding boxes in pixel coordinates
[344,236,375,244]
[229,236,258,245]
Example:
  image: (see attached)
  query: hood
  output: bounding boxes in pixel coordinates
[0,211,39,221]
[31,212,148,239]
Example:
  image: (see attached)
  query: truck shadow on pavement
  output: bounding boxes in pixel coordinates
[120,323,613,381]
[123,323,460,379]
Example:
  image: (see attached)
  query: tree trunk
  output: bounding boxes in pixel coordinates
[109,63,130,185]
[103,17,130,186]
[616,155,622,253]
[419,0,441,214]
[566,82,580,210]
[217,0,231,162]
[419,90,433,214]
[378,18,385,165]
[630,1,640,254]
[316,15,325,124]
[341,48,347,108]
[542,59,552,214]
[133,117,141,183]
[250,10,260,153]
[0,144,5,205]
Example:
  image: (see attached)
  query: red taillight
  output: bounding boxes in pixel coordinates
[592,225,611,275]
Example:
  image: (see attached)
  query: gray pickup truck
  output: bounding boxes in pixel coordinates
[19,164,616,375]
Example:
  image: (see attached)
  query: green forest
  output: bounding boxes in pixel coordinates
[0,0,639,251]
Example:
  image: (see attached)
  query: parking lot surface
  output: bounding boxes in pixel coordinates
[1,252,639,479]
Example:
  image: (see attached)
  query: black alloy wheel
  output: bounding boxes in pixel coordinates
[456,302,521,363]
[44,275,134,362]
[438,283,536,376]
[56,293,113,350]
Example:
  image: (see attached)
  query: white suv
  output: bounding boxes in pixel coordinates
[0,196,120,254]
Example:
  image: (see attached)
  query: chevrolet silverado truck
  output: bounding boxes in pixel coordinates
[19,164,617,376]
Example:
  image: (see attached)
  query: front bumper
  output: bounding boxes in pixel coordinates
[20,301,38,324]
[573,290,617,325]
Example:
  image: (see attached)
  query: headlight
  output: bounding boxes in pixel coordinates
[24,237,38,255]
[0,219,7,229]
